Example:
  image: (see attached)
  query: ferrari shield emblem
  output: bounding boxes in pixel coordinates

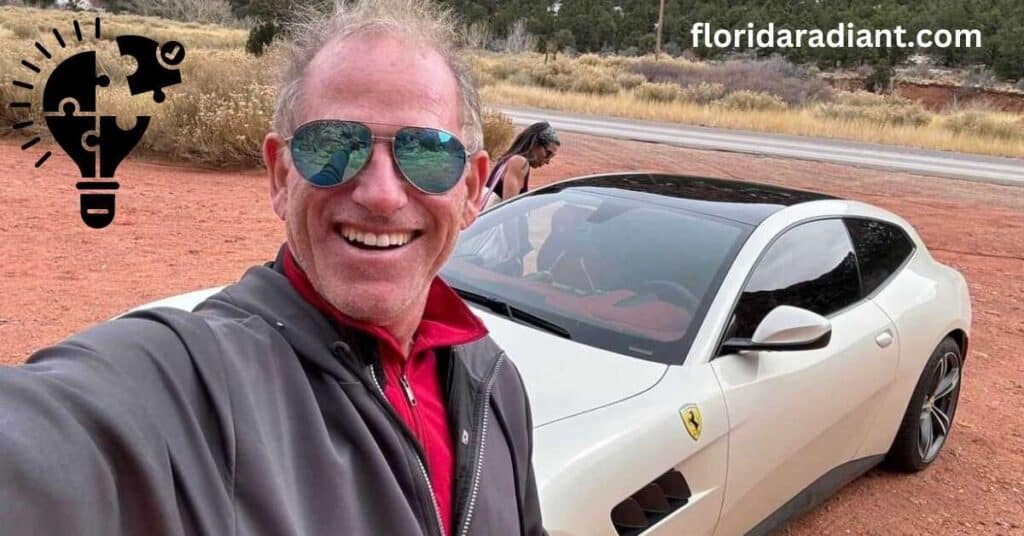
[680,405,703,441]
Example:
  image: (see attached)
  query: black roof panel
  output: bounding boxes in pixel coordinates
[540,173,837,225]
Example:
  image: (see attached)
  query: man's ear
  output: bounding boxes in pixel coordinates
[264,132,290,221]
[461,149,489,228]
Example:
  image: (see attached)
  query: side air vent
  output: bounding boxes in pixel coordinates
[610,469,692,536]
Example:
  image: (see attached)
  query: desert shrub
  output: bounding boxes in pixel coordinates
[122,0,236,25]
[577,53,604,66]
[815,103,932,127]
[718,90,788,111]
[526,59,619,95]
[943,111,1024,140]
[680,82,726,104]
[485,55,531,80]
[526,59,575,88]
[570,69,619,94]
[962,67,998,89]
[635,81,682,102]
[482,110,515,157]
[473,68,496,88]
[504,70,531,87]
[139,82,273,166]
[615,72,646,90]
[630,57,830,106]
[832,91,890,107]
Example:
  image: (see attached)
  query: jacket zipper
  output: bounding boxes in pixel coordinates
[369,364,445,536]
[400,374,418,406]
[458,352,506,536]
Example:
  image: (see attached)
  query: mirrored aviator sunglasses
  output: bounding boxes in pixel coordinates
[287,119,470,194]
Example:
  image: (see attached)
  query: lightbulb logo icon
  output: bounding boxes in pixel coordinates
[10,17,185,229]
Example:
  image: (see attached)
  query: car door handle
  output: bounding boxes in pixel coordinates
[875,330,894,348]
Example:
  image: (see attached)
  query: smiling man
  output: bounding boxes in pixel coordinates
[0,1,545,535]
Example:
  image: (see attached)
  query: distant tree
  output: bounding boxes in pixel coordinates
[865,63,895,93]
[246,20,277,55]
[555,28,575,52]
[505,18,537,54]
[991,25,1024,80]
[638,32,657,54]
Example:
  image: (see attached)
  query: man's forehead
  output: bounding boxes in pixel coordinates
[301,33,459,127]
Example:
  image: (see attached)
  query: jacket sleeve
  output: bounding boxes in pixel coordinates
[505,360,548,536]
[0,316,229,535]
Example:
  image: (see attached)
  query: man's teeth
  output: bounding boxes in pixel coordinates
[341,227,413,248]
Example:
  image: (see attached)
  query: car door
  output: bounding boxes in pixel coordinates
[710,218,899,535]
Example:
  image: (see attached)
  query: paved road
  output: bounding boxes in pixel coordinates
[495,106,1024,187]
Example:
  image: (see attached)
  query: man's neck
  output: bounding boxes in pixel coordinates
[374,293,429,358]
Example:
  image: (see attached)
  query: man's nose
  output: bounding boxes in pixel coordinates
[349,139,408,214]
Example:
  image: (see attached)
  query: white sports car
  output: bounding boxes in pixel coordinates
[139,173,971,535]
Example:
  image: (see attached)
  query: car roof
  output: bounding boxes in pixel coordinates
[535,173,837,225]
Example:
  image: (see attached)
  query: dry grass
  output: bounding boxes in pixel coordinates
[2,6,1020,167]
[0,6,246,49]
[481,83,1024,158]
[482,110,515,157]
[943,110,1024,141]
[635,81,683,102]
[475,53,1023,157]
[718,90,788,112]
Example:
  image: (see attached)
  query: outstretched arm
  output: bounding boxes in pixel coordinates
[0,316,229,534]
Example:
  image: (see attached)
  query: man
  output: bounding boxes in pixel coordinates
[0,1,545,535]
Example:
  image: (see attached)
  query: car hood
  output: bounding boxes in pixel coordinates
[472,308,669,427]
[126,288,669,427]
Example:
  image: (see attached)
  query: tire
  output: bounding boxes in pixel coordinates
[884,336,963,473]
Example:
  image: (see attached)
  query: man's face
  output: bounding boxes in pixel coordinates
[265,34,486,328]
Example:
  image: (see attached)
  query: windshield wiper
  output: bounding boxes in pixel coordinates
[454,288,572,339]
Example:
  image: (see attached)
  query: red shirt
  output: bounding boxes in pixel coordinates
[282,248,487,535]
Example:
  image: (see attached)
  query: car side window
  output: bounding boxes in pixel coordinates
[844,218,916,297]
[731,219,860,339]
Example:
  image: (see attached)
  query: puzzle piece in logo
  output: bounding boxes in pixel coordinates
[94,115,151,177]
[44,100,98,177]
[42,50,110,114]
[117,35,185,103]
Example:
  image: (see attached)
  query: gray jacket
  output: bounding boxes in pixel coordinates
[0,253,546,535]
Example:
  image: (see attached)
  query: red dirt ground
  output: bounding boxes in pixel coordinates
[1,135,1022,534]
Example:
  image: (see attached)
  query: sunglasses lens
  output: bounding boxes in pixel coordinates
[393,127,467,194]
[290,121,372,187]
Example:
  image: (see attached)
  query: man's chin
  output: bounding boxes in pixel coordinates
[322,281,423,324]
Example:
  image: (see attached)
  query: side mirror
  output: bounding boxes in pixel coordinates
[721,305,832,353]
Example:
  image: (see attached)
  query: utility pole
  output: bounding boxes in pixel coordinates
[655,0,666,59]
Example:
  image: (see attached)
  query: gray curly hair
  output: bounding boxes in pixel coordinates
[271,0,483,153]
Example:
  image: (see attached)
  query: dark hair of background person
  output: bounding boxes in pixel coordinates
[487,121,560,185]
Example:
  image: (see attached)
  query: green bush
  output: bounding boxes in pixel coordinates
[246,21,277,56]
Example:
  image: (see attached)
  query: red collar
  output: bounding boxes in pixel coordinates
[282,246,488,359]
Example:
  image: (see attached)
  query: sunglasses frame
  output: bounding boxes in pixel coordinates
[285,119,473,195]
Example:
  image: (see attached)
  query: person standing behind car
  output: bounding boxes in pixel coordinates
[479,121,560,209]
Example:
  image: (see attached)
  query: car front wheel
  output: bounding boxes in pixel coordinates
[884,336,963,472]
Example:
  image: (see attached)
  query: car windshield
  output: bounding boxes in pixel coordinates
[442,187,751,364]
